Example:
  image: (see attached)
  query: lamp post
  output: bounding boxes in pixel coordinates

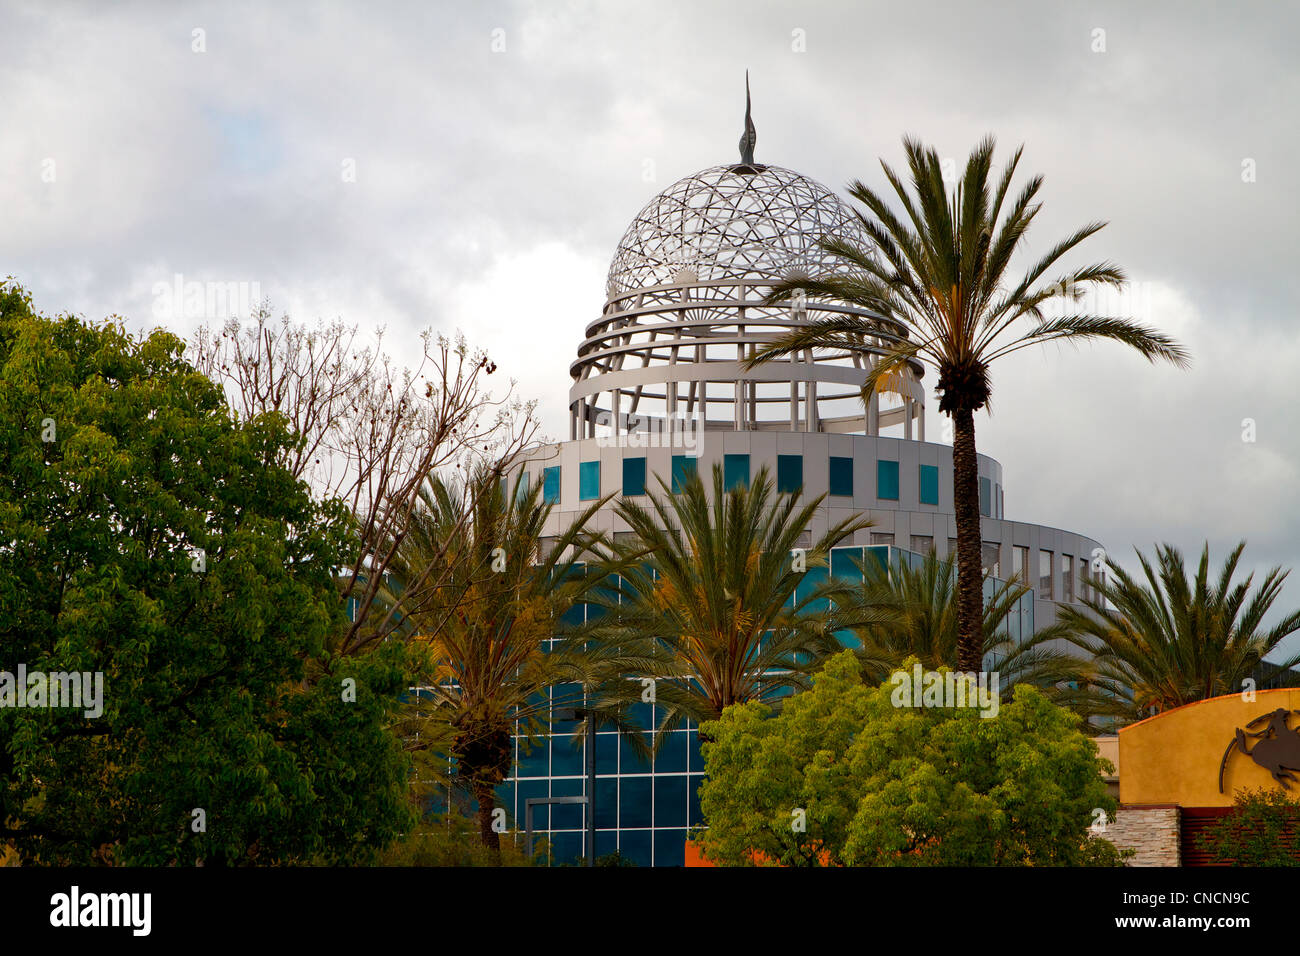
[555,706,596,866]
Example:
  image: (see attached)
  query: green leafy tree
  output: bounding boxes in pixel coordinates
[1197,788,1300,866]
[747,136,1189,671]
[0,282,414,865]
[1058,542,1300,722]
[695,650,1122,866]
[589,464,872,736]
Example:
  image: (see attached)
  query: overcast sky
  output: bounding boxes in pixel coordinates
[3,0,1298,646]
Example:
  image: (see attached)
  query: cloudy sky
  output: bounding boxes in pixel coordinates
[4,1,1298,642]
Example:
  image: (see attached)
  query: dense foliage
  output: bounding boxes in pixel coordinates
[1197,788,1300,866]
[0,283,413,864]
[696,650,1124,866]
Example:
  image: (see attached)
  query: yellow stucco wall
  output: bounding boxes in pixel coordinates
[1119,688,1300,807]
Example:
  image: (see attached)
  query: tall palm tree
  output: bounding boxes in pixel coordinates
[587,463,875,737]
[746,136,1189,671]
[1057,542,1300,722]
[835,549,1097,714]
[378,464,633,853]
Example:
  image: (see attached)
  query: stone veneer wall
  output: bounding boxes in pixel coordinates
[1105,806,1181,867]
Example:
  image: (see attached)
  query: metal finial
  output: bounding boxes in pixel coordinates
[738,71,756,165]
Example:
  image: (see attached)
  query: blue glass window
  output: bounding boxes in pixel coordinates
[979,476,991,517]
[831,546,865,582]
[595,733,618,774]
[828,456,854,497]
[595,777,618,829]
[517,739,548,778]
[620,732,653,774]
[654,776,688,828]
[551,777,584,830]
[655,731,688,773]
[518,779,549,829]
[620,829,652,867]
[671,455,697,493]
[542,465,561,504]
[776,454,803,494]
[688,732,705,773]
[550,831,584,865]
[654,829,687,867]
[877,459,900,500]
[724,454,750,491]
[579,461,600,501]
[622,457,647,496]
[550,734,583,776]
[620,777,653,828]
[919,464,939,505]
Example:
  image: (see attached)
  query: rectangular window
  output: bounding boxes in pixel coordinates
[918,464,939,506]
[910,534,934,554]
[1013,545,1029,584]
[542,466,561,505]
[979,476,991,517]
[776,454,803,494]
[622,457,647,496]
[996,484,1003,519]
[948,537,957,558]
[871,533,895,547]
[828,456,854,497]
[724,454,750,491]
[876,459,899,501]
[515,472,529,504]
[671,454,697,493]
[1062,554,1074,603]
[981,542,1001,578]
[1039,550,1054,599]
[1080,561,1090,602]
[579,460,600,501]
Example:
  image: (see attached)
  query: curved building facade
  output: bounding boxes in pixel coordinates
[494,115,1106,866]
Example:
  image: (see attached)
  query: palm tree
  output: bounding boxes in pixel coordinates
[378,464,634,853]
[587,463,874,737]
[835,549,1097,714]
[746,136,1189,671]
[1057,542,1300,722]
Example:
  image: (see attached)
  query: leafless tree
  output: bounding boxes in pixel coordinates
[191,308,539,656]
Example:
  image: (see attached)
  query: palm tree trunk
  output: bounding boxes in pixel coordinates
[473,781,501,857]
[951,408,984,672]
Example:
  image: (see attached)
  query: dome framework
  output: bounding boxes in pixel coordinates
[570,162,926,443]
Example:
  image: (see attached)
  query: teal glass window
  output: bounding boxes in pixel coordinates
[919,464,939,505]
[542,466,560,504]
[828,456,853,497]
[515,472,529,504]
[671,455,697,493]
[876,459,899,500]
[979,476,991,517]
[579,460,600,501]
[776,454,802,494]
[622,457,646,496]
[723,454,749,491]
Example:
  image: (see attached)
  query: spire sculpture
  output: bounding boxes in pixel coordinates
[738,71,757,166]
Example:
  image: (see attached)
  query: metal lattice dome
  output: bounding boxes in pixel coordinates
[566,81,926,442]
[605,163,872,300]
